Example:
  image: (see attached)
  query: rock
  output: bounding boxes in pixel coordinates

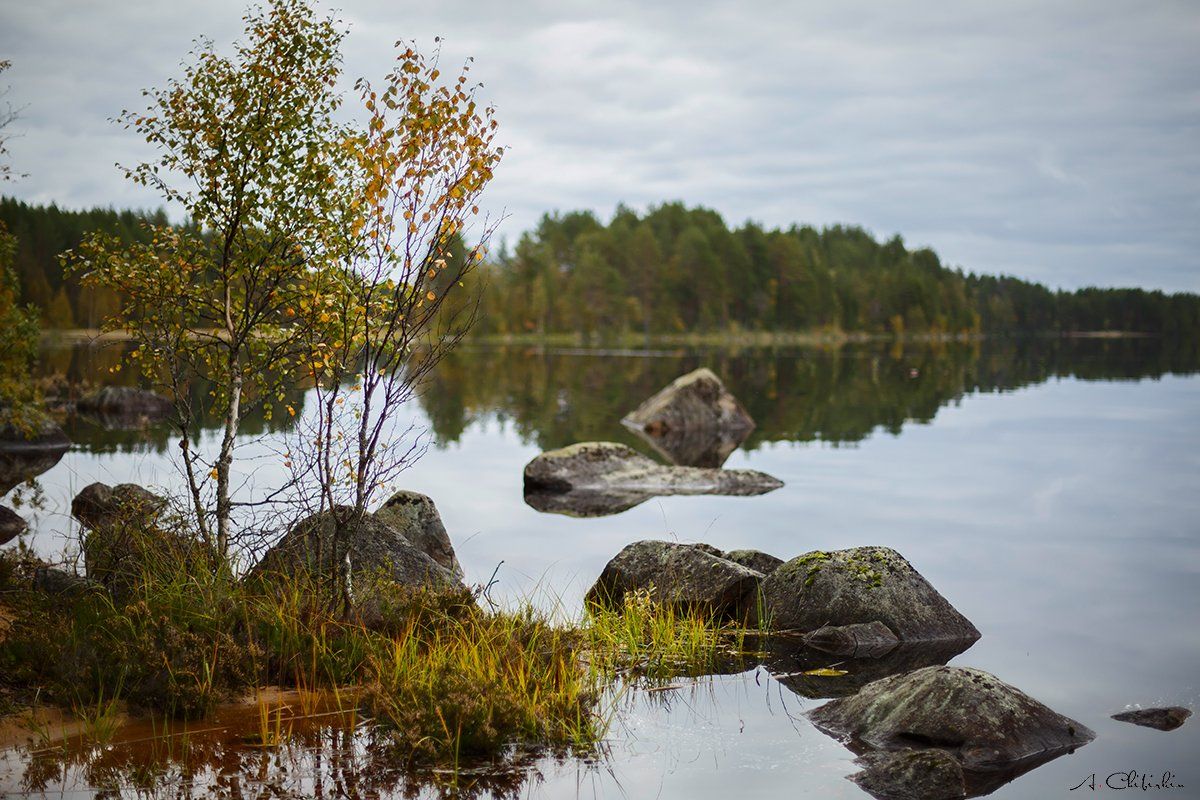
[852,750,967,800]
[373,490,463,580]
[723,548,784,576]
[76,386,174,418]
[1111,706,1191,731]
[585,540,764,621]
[762,547,979,642]
[70,483,192,597]
[523,441,782,517]
[71,482,167,531]
[0,505,27,545]
[622,367,754,440]
[767,638,976,700]
[247,507,465,602]
[803,621,900,658]
[33,566,102,597]
[808,666,1094,772]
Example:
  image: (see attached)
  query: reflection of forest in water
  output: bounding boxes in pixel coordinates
[38,335,1200,455]
[419,336,1200,451]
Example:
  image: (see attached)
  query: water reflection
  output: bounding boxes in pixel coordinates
[418,336,1200,453]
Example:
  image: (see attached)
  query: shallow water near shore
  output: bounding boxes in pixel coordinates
[3,337,1198,797]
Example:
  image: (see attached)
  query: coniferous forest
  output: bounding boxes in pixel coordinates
[3,196,1199,339]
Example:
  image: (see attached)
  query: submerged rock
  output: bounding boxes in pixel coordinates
[808,665,1094,772]
[723,548,784,576]
[762,547,979,643]
[1111,706,1191,731]
[248,508,464,597]
[0,505,27,544]
[586,540,764,621]
[374,490,463,580]
[523,441,782,517]
[852,749,967,800]
[803,621,900,658]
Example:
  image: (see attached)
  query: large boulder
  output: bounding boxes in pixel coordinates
[0,505,27,545]
[248,507,465,598]
[523,441,782,517]
[71,482,193,597]
[585,540,764,621]
[76,386,174,417]
[621,369,754,468]
[373,490,463,580]
[807,666,1094,772]
[762,547,979,643]
[623,368,754,438]
[74,386,174,430]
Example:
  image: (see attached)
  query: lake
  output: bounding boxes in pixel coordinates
[3,335,1198,798]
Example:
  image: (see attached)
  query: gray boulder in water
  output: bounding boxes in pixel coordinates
[373,490,464,580]
[808,665,1094,771]
[585,539,765,621]
[523,441,782,517]
[762,547,979,643]
[621,369,755,468]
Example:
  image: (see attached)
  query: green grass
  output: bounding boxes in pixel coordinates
[0,546,754,774]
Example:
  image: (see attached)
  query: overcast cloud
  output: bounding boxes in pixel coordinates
[1,0,1197,291]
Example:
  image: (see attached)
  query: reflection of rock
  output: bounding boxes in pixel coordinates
[75,386,174,429]
[586,540,764,622]
[809,666,1094,797]
[1111,706,1191,731]
[852,750,966,800]
[621,368,754,467]
[767,638,975,699]
[0,506,27,544]
[373,490,464,580]
[523,442,782,517]
[803,621,900,658]
[762,547,979,643]
[0,505,27,544]
[0,413,70,495]
[622,419,748,468]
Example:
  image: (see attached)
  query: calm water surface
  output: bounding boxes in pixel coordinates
[4,338,1199,798]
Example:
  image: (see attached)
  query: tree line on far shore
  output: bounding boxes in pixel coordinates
[4,196,1199,339]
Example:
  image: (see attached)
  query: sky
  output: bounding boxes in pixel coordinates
[1,0,1198,292]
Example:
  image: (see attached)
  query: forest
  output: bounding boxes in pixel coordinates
[3,196,1199,339]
